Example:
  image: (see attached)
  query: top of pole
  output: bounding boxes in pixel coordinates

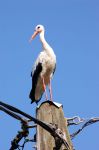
[36,100,63,109]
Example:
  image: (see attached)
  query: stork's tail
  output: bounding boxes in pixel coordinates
[29,89,42,105]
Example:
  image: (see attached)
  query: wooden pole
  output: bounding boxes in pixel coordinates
[36,101,73,150]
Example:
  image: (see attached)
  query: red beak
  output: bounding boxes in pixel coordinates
[29,30,39,42]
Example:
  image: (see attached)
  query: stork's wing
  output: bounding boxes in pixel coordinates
[29,62,42,103]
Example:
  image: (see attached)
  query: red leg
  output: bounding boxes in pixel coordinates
[42,77,48,101]
[48,79,53,101]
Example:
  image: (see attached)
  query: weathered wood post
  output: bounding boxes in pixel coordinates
[36,101,73,150]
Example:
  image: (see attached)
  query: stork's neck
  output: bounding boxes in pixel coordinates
[39,31,53,53]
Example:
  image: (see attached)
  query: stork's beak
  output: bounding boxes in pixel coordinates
[29,30,39,42]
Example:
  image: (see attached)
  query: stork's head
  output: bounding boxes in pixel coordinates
[30,25,45,42]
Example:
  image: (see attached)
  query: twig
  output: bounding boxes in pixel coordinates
[21,138,35,150]
[71,117,99,139]
[10,121,29,150]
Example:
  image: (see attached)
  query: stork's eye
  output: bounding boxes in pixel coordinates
[37,26,40,29]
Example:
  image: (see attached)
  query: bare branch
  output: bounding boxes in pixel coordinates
[0,106,25,122]
[10,121,29,150]
[71,117,99,139]
[0,101,70,149]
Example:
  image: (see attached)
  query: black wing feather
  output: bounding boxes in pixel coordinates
[29,62,42,104]
[53,63,56,75]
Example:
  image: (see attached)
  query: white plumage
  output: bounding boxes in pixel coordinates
[29,25,56,104]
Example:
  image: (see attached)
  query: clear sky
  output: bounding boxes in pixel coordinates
[0,0,99,149]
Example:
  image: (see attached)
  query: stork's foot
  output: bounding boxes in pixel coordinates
[48,99,53,106]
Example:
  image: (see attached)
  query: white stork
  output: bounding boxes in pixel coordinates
[29,25,56,104]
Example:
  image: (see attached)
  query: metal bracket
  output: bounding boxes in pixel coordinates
[67,116,84,126]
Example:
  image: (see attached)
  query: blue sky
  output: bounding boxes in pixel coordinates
[0,0,99,149]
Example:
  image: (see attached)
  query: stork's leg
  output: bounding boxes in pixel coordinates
[48,79,53,101]
[42,77,48,101]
